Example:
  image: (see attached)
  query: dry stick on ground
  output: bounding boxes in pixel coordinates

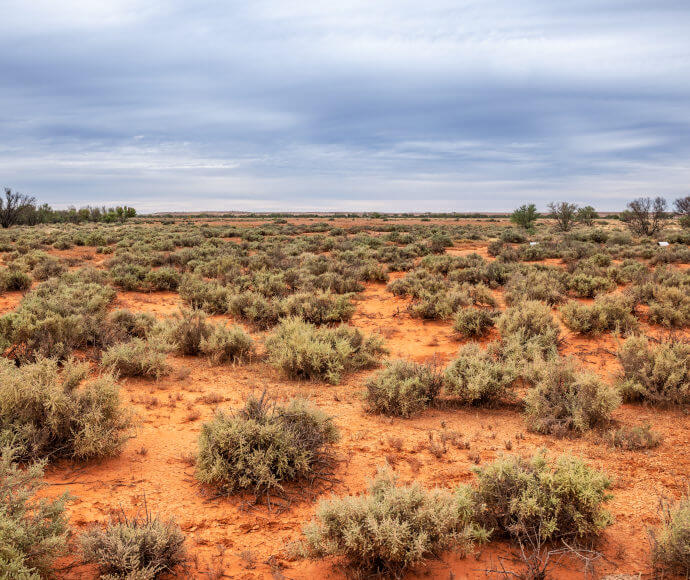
[479,523,607,579]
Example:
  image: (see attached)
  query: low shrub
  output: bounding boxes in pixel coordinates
[164,309,212,356]
[560,294,638,334]
[145,267,181,291]
[566,273,616,298]
[0,446,70,579]
[0,268,32,291]
[199,324,254,364]
[471,453,612,542]
[606,424,661,450]
[281,291,355,325]
[524,360,620,436]
[0,273,116,360]
[227,291,280,329]
[265,318,386,384]
[178,274,230,314]
[453,308,497,338]
[650,491,690,576]
[101,338,171,379]
[497,300,560,359]
[365,360,444,417]
[302,467,486,577]
[110,263,149,291]
[0,358,130,462]
[444,343,517,405]
[102,309,157,345]
[196,395,339,497]
[645,286,690,328]
[504,269,565,305]
[618,336,690,405]
[81,508,186,580]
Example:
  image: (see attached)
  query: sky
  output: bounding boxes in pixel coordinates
[1,1,689,213]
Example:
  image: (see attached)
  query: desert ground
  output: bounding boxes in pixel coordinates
[2,215,689,579]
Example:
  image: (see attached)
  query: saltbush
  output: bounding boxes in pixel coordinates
[196,395,339,496]
[365,360,443,417]
[199,324,254,364]
[302,467,486,577]
[524,360,620,436]
[471,453,612,542]
[650,492,690,575]
[444,343,517,405]
[618,336,690,405]
[101,338,171,379]
[0,358,130,462]
[0,447,69,579]
[560,294,638,334]
[453,308,497,338]
[81,509,186,580]
[265,318,385,384]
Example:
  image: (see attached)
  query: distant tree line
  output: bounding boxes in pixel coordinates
[510,195,690,235]
[1,188,136,228]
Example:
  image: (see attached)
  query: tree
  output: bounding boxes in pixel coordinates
[576,205,599,226]
[0,188,36,228]
[674,195,690,228]
[547,202,578,231]
[510,204,539,230]
[621,197,668,236]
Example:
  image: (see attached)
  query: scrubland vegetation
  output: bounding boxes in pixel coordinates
[0,198,687,577]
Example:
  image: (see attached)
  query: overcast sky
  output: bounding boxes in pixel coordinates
[1,1,689,212]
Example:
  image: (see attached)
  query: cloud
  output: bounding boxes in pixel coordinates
[1,0,689,211]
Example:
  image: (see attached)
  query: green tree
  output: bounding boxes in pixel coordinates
[548,201,578,231]
[674,195,690,228]
[510,204,539,229]
[576,205,599,226]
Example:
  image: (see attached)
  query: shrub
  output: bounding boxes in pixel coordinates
[178,274,230,313]
[497,300,560,358]
[505,269,565,305]
[110,263,150,291]
[453,307,496,338]
[0,446,70,579]
[281,291,355,325]
[265,318,386,384]
[164,309,211,355]
[618,336,690,405]
[471,453,612,542]
[227,291,281,329]
[645,286,690,328]
[524,360,620,436]
[444,343,517,405]
[102,309,156,345]
[0,273,116,360]
[606,424,661,450]
[650,491,690,575]
[101,338,171,379]
[0,358,130,462]
[196,395,339,497]
[365,360,443,417]
[30,256,65,281]
[81,508,186,580]
[0,268,32,291]
[302,467,486,577]
[199,324,254,364]
[566,273,615,298]
[145,267,181,291]
[500,228,527,243]
[560,294,638,335]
